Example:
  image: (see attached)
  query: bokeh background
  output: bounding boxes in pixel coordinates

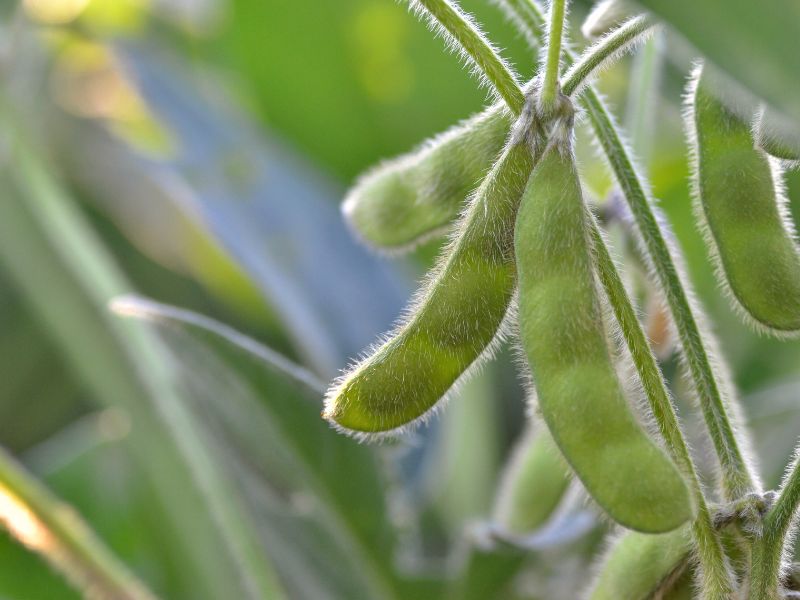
[2,0,800,598]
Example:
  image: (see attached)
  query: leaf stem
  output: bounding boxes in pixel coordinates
[0,445,158,600]
[413,0,525,113]
[538,0,567,112]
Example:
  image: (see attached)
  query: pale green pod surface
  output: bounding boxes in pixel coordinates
[492,423,571,533]
[515,146,692,532]
[691,66,800,333]
[325,139,534,435]
[588,526,691,600]
[342,107,512,251]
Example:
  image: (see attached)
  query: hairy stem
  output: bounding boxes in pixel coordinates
[539,0,567,112]
[0,446,158,600]
[561,14,654,97]
[589,219,734,598]
[750,450,800,599]
[413,0,525,113]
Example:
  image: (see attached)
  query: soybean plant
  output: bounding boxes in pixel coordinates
[324,0,800,597]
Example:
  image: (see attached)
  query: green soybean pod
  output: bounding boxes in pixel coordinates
[342,107,512,252]
[689,64,800,334]
[324,137,534,436]
[587,526,691,600]
[515,143,692,533]
[492,422,571,533]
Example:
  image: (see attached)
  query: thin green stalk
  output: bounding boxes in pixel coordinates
[538,0,566,112]
[561,14,654,96]
[750,450,800,599]
[413,0,524,113]
[508,0,756,502]
[589,219,734,598]
[0,446,157,600]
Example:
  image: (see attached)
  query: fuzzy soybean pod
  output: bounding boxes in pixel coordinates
[342,107,512,251]
[515,143,692,533]
[492,423,571,533]
[587,526,692,600]
[324,137,534,436]
[690,65,800,334]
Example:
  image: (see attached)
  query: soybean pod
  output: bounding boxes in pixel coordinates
[689,64,800,334]
[515,141,692,532]
[492,422,571,533]
[324,136,535,436]
[587,526,692,600]
[342,107,512,252]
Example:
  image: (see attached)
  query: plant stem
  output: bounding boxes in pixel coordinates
[750,449,800,599]
[0,446,158,600]
[589,218,733,598]
[414,0,525,113]
[538,0,566,112]
[561,14,654,97]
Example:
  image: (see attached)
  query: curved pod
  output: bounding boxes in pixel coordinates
[587,526,692,600]
[515,144,692,532]
[492,423,571,533]
[325,138,534,436]
[689,65,800,334]
[342,107,512,252]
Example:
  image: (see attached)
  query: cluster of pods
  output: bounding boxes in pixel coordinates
[323,5,800,552]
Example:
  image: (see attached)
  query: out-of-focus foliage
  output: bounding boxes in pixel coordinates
[1,0,800,598]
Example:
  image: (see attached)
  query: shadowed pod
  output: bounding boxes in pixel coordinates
[586,526,692,599]
[491,422,571,533]
[514,138,692,533]
[688,64,800,335]
[323,128,537,436]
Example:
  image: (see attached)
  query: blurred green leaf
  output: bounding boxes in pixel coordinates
[113,45,411,376]
[635,0,800,148]
[0,119,283,599]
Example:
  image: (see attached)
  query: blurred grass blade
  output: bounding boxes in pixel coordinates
[0,118,285,599]
[110,294,402,599]
[635,0,800,152]
[0,445,157,600]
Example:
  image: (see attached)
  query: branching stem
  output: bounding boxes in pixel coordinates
[750,450,800,599]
